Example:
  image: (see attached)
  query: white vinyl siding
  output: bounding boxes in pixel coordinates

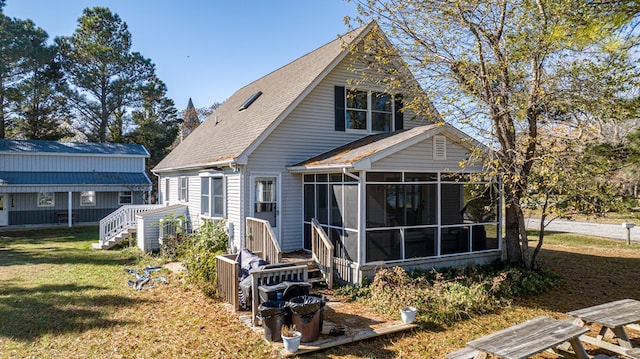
[373,137,473,172]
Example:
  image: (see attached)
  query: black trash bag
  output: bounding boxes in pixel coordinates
[257,300,291,342]
[287,295,322,322]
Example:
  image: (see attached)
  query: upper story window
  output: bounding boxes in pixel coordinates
[346,89,394,132]
[335,86,403,133]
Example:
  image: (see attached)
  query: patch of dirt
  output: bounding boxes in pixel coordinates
[163,261,184,273]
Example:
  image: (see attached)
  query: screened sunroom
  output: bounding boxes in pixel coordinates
[290,125,502,283]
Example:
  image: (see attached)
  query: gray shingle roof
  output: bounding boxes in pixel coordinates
[0,139,149,156]
[153,23,373,172]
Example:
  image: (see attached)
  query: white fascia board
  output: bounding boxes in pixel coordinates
[152,159,236,174]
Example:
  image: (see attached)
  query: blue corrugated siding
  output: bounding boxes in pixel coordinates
[8,208,117,225]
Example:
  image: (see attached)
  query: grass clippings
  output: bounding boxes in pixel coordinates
[1,226,639,358]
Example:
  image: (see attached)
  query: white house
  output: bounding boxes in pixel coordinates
[152,22,502,283]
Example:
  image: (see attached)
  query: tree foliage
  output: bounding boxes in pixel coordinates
[56,7,155,143]
[350,0,640,267]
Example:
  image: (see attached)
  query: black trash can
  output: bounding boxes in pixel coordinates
[307,293,326,331]
[257,300,291,342]
[287,295,323,343]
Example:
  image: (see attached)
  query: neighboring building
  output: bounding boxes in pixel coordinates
[0,139,151,227]
[152,22,501,283]
[178,98,200,142]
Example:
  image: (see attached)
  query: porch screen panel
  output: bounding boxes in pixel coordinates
[330,184,343,227]
[405,228,436,258]
[405,184,437,226]
[462,183,499,223]
[316,183,328,224]
[366,229,401,262]
[441,184,464,225]
[343,184,358,230]
[441,227,470,254]
[366,184,387,228]
[343,229,358,261]
[304,184,314,222]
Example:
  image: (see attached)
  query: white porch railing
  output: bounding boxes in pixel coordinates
[245,217,282,264]
[99,204,163,247]
[311,218,334,289]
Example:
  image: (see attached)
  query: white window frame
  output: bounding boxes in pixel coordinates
[179,177,189,202]
[37,192,55,207]
[346,89,394,133]
[118,191,133,205]
[80,191,96,206]
[165,178,170,202]
[199,175,225,219]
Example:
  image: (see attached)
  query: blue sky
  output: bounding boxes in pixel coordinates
[4,0,360,112]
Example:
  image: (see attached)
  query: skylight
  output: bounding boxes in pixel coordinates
[239,91,262,111]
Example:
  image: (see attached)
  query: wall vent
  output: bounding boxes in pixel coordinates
[433,135,446,160]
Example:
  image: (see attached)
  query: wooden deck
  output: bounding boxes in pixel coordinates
[224,296,417,357]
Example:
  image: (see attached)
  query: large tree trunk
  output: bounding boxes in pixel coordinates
[504,199,523,263]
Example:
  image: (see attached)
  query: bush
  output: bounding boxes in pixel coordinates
[182,219,229,297]
[353,262,558,326]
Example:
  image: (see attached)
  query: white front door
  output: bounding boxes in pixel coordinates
[0,194,8,226]
[252,175,279,234]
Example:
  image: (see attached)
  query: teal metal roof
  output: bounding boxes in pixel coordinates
[0,172,151,186]
[0,139,149,156]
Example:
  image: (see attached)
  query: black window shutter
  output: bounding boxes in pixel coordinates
[335,86,345,131]
[394,94,404,131]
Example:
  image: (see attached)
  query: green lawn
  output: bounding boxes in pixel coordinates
[1,226,639,358]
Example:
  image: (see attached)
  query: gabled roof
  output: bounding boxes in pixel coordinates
[153,23,374,172]
[0,139,149,157]
[287,124,484,172]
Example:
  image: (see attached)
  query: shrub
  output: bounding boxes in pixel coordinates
[158,214,190,260]
[182,219,229,297]
[355,262,558,326]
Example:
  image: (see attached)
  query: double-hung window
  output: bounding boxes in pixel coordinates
[200,177,224,218]
[346,89,394,132]
[179,177,189,202]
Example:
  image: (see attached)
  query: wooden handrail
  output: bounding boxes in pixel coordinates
[245,217,282,264]
[311,218,334,289]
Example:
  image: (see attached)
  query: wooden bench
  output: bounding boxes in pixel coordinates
[445,346,480,359]
[56,212,76,224]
